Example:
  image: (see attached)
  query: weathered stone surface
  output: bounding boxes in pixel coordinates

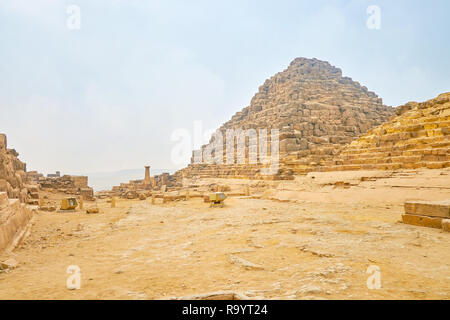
[402,214,443,229]
[0,199,34,252]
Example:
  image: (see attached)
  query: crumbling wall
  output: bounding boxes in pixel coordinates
[29,172,94,200]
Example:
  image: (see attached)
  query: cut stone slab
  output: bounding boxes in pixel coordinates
[404,200,450,218]
[442,219,450,232]
[402,214,443,229]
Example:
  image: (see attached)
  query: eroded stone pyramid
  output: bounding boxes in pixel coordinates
[319,92,450,171]
[178,57,394,179]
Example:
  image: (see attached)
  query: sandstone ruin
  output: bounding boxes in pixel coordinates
[29,172,94,201]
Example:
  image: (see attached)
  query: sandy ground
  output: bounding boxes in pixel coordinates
[0,170,449,300]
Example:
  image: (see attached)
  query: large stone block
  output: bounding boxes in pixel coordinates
[402,214,443,229]
[404,200,450,218]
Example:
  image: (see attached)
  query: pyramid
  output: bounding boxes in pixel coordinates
[177,58,394,180]
[0,134,28,201]
[319,92,450,171]
[0,133,34,253]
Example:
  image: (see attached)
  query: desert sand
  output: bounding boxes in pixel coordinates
[1,169,449,300]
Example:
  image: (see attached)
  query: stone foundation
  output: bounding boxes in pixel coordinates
[402,199,450,231]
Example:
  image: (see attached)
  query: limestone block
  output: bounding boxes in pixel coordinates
[402,214,442,229]
[442,219,450,232]
[86,207,99,214]
[404,200,450,218]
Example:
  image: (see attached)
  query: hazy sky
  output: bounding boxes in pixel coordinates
[1,0,449,176]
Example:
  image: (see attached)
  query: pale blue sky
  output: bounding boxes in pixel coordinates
[0,0,449,176]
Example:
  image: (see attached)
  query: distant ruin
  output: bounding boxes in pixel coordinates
[99,166,180,200]
[28,171,94,201]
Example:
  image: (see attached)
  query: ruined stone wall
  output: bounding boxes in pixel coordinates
[177,58,394,180]
[30,172,94,200]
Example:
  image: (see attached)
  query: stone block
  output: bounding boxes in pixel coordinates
[442,219,450,232]
[404,200,450,218]
[402,214,443,229]
[86,207,99,214]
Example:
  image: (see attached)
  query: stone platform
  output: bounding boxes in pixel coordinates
[402,199,450,232]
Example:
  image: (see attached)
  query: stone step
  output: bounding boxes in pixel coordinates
[318,160,450,172]
[402,214,443,229]
[404,200,450,218]
[342,138,450,155]
[342,147,448,159]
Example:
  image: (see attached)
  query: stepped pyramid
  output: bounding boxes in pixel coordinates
[319,92,450,171]
[178,57,394,180]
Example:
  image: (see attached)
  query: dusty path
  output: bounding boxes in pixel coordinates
[1,193,449,299]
